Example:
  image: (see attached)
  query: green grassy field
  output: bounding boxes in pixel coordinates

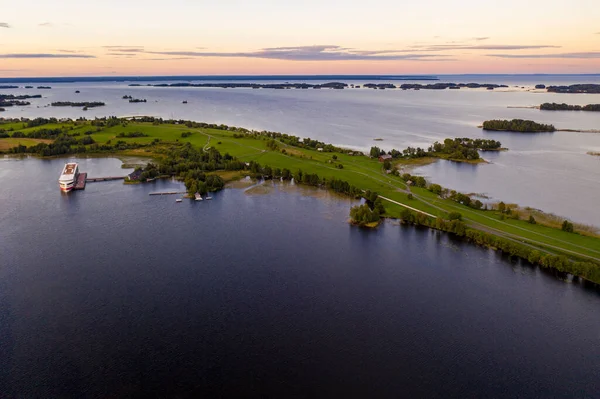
[0,137,53,150]
[3,119,599,264]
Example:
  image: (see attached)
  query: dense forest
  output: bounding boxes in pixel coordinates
[482,119,556,132]
[540,103,600,111]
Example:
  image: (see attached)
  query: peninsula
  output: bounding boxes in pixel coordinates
[0,116,598,284]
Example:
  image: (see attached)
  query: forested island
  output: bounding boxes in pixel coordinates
[128,98,147,103]
[547,84,600,94]
[0,94,41,107]
[540,103,600,111]
[131,82,349,90]
[0,85,19,89]
[129,81,512,91]
[482,119,556,132]
[51,102,105,108]
[398,83,508,90]
[371,137,503,165]
[1,116,599,284]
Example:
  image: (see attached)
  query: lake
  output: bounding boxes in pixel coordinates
[0,157,598,398]
[1,75,599,225]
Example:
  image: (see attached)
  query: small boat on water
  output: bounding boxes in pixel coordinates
[205,195,212,200]
[176,198,183,203]
[194,193,203,201]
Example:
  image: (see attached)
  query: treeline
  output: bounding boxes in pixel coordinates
[371,137,502,162]
[6,136,147,157]
[540,103,600,111]
[12,128,63,139]
[117,131,148,138]
[51,102,105,108]
[482,119,556,132]
[396,208,600,284]
[349,190,386,226]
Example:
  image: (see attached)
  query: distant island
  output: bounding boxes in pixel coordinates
[482,119,556,132]
[540,103,600,111]
[37,86,52,90]
[51,101,105,108]
[0,85,19,89]
[397,83,508,90]
[547,84,600,94]
[0,94,41,107]
[129,81,512,91]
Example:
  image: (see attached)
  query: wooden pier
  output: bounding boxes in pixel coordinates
[86,176,126,182]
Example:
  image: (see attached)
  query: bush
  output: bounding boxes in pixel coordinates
[562,220,574,233]
[448,212,462,221]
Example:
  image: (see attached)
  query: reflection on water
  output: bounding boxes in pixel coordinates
[0,157,599,397]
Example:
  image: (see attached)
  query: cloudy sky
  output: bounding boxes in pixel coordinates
[0,0,599,76]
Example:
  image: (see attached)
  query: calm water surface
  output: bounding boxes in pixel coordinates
[2,76,599,225]
[0,157,599,398]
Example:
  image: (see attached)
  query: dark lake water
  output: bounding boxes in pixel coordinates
[2,75,599,225]
[1,157,599,398]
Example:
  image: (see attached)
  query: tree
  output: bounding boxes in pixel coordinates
[332,155,337,160]
[528,215,536,224]
[407,193,413,200]
[471,200,483,210]
[428,184,442,195]
[498,202,506,213]
[370,146,382,158]
[562,220,574,233]
[383,159,392,170]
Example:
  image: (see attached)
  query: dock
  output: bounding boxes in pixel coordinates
[86,176,126,182]
[149,191,187,196]
[73,173,87,190]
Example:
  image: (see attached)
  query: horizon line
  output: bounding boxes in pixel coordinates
[1,72,600,83]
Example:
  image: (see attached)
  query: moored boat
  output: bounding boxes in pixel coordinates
[195,193,203,201]
[58,163,79,192]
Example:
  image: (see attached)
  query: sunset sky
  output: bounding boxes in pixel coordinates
[1,0,599,76]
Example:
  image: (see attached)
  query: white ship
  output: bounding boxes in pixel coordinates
[58,163,79,192]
